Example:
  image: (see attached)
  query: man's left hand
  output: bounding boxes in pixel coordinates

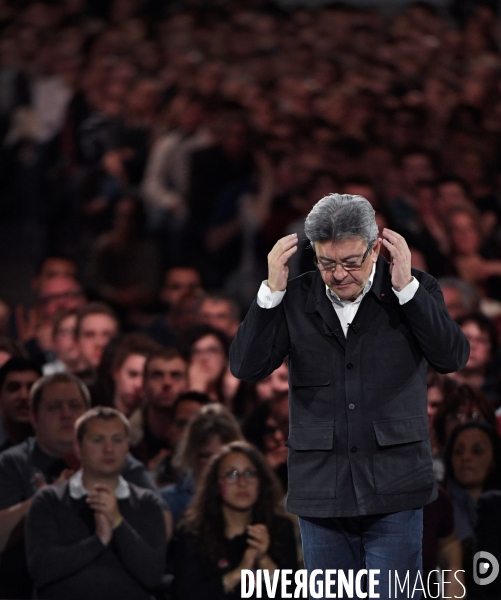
[86,484,123,529]
[382,228,413,291]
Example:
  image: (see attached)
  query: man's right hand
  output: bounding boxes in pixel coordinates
[94,511,112,546]
[267,233,298,293]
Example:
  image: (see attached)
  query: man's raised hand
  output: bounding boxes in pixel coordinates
[267,234,298,293]
[381,228,413,292]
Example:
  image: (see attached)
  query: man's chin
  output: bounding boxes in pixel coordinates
[330,284,360,300]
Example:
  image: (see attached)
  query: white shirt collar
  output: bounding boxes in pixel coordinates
[68,470,130,499]
[326,261,377,304]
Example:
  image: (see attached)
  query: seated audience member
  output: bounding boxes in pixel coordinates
[454,312,501,405]
[74,302,120,384]
[87,193,160,315]
[186,325,230,404]
[243,401,288,493]
[197,293,241,340]
[444,422,501,595]
[186,324,250,416]
[42,309,82,375]
[0,336,27,367]
[90,333,160,414]
[173,441,298,599]
[0,358,42,452]
[156,391,211,485]
[438,277,480,321]
[161,404,243,526]
[20,275,87,367]
[446,206,501,300]
[427,369,457,481]
[130,348,188,467]
[26,407,167,600]
[422,487,465,599]
[0,372,160,599]
[473,490,501,599]
[433,384,497,458]
[143,266,203,347]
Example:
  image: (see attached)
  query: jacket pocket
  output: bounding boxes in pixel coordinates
[285,424,336,499]
[372,416,434,495]
[291,369,330,387]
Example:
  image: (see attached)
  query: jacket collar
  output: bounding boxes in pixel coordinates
[369,254,392,304]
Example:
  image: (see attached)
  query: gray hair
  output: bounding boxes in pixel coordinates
[304,193,378,246]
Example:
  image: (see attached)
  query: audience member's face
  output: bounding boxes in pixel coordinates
[436,183,470,217]
[461,321,491,370]
[77,314,118,369]
[160,268,202,311]
[33,382,87,457]
[170,399,203,447]
[451,428,494,490]
[78,417,129,478]
[190,334,227,380]
[441,286,466,320]
[427,385,443,428]
[37,258,76,286]
[198,299,239,338]
[255,363,289,402]
[143,357,188,408]
[218,452,260,511]
[1,370,40,425]
[39,278,86,319]
[113,353,146,416]
[449,212,480,255]
[53,314,79,365]
[444,401,483,442]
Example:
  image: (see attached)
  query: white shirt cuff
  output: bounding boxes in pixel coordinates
[257,281,286,308]
[392,277,419,305]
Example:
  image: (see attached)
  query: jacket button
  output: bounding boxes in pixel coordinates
[346,363,353,369]
[351,446,357,453]
[348,403,355,410]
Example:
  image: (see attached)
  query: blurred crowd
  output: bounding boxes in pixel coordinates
[2,0,501,598]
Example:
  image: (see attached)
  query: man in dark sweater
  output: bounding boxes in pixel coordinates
[26,406,167,600]
[0,372,162,599]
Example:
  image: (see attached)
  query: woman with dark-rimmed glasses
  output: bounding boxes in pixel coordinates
[172,441,298,599]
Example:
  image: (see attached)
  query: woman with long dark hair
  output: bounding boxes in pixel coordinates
[172,441,298,599]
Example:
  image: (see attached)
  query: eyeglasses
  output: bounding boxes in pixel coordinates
[219,469,259,484]
[314,244,373,273]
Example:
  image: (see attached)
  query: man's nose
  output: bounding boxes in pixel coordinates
[332,263,349,278]
[103,439,114,452]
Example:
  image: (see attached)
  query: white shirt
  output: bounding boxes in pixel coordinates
[69,470,130,500]
[257,264,419,337]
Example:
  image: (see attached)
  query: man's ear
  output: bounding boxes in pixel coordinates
[372,238,382,260]
[30,411,38,431]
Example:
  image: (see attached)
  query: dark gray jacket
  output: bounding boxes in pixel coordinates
[230,256,469,518]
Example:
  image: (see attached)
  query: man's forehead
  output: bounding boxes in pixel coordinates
[315,237,367,256]
[201,300,230,314]
[84,416,127,436]
[81,313,117,330]
[41,381,84,401]
[4,370,40,383]
[148,357,187,372]
[165,269,200,286]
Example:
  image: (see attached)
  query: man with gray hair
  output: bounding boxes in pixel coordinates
[230,194,469,597]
